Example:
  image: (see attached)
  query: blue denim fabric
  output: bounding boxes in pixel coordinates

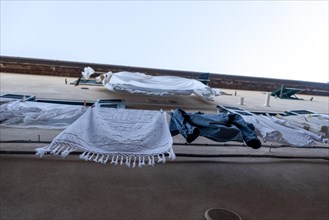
[169,108,261,149]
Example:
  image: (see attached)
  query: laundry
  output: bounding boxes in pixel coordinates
[169,108,262,149]
[242,114,327,146]
[0,100,86,129]
[277,115,329,136]
[270,115,328,143]
[301,115,329,138]
[82,68,220,101]
[36,107,175,167]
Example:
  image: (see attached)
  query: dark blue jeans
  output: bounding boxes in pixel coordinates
[169,108,261,149]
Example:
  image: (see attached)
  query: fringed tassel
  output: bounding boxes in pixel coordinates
[138,156,142,168]
[88,153,95,161]
[98,155,105,163]
[79,151,88,160]
[132,156,137,168]
[45,147,176,168]
[84,152,91,161]
[37,144,73,158]
[157,153,166,163]
[142,157,146,166]
[125,156,131,167]
[147,156,153,166]
[114,155,119,165]
[103,155,110,164]
[110,155,119,165]
[138,156,146,168]
[167,148,176,160]
[161,154,166,163]
[60,147,73,158]
[35,146,51,157]
[152,156,155,165]
[93,154,99,162]
[110,155,115,164]
[50,145,62,155]
[56,146,66,155]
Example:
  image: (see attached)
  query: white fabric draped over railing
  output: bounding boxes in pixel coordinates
[104,72,220,101]
[2,99,328,148]
[36,107,175,167]
[82,67,220,101]
[0,101,86,129]
[243,114,329,147]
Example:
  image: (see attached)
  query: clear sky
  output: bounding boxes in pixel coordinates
[1,1,328,83]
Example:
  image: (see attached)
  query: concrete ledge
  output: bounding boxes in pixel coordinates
[1,56,328,96]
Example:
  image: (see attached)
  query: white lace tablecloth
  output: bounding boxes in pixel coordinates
[36,107,175,167]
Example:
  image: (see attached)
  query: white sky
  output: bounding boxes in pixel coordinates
[1,1,328,83]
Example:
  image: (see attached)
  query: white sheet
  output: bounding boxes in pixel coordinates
[280,115,329,139]
[87,68,220,101]
[243,115,327,146]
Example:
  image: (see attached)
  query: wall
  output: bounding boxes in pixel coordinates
[1,56,328,96]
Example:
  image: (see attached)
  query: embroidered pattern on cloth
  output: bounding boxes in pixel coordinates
[36,107,175,167]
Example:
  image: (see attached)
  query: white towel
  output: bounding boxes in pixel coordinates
[36,107,175,167]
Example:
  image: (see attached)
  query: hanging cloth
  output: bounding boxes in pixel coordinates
[36,107,175,167]
[0,100,86,129]
[169,108,261,149]
[242,115,321,146]
[99,71,220,101]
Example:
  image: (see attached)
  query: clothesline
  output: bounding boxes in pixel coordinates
[1,101,328,147]
[1,100,328,168]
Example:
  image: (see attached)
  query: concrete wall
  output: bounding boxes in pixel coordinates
[1,56,328,96]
